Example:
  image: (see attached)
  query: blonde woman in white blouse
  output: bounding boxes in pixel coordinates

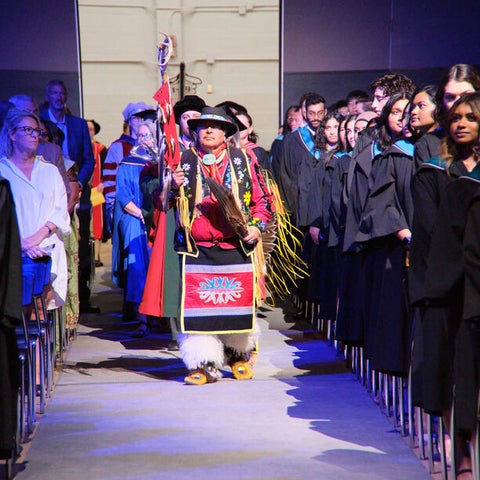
[0,108,70,309]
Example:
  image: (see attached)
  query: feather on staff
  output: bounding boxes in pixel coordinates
[204,177,249,238]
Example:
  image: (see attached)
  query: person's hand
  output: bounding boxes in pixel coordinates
[309,226,321,245]
[23,245,50,259]
[396,228,411,242]
[172,167,185,189]
[96,182,104,193]
[68,181,81,213]
[21,235,49,259]
[242,226,261,245]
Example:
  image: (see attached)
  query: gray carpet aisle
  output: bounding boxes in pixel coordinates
[14,263,433,480]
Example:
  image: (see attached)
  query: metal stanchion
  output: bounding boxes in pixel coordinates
[418,407,426,460]
[408,365,415,446]
[472,411,479,480]
[359,348,365,385]
[427,415,436,474]
[355,347,361,380]
[385,374,392,416]
[365,358,372,392]
[438,418,448,480]
[398,376,407,436]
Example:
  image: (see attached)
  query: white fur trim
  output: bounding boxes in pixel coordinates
[179,334,225,370]
[219,320,260,354]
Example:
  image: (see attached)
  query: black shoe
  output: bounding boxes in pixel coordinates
[80,304,101,314]
[95,260,104,267]
[132,323,150,338]
[167,340,179,351]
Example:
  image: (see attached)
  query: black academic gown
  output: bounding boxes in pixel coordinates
[462,190,480,432]
[278,127,323,228]
[0,178,22,458]
[270,135,284,182]
[336,141,382,347]
[328,153,351,249]
[408,158,468,407]
[252,145,271,173]
[356,139,415,376]
[308,152,342,321]
[422,170,480,428]
[413,128,444,171]
[329,153,357,342]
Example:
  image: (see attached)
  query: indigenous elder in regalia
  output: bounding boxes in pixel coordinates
[173,107,270,385]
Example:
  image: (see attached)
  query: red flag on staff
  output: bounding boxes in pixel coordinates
[153,79,181,170]
[139,34,179,319]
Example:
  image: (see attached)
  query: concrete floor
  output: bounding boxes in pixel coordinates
[9,248,435,480]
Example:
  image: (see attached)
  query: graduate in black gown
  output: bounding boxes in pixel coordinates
[270,105,302,181]
[462,188,480,458]
[409,67,480,415]
[308,111,344,321]
[332,115,361,344]
[278,93,327,229]
[337,74,415,349]
[0,177,22,460]
[421,92,480,477]
[355,91,414,376]
[278,93,327,302]
[413,65,480,171]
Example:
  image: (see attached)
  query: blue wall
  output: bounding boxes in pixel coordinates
[0,0,82,114]
[282,0,480,111]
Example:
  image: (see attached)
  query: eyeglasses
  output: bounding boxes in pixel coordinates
[15,126,41,137]
[137,132,152,140]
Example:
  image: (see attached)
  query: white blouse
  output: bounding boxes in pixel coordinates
[0,155,71,308]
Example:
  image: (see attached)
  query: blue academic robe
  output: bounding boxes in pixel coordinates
[111,155,151,304]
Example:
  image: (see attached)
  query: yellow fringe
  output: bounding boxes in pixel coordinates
[261,171,309,302]
[177,185,193,252]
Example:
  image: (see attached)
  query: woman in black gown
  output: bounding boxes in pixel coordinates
[420,92,480,478]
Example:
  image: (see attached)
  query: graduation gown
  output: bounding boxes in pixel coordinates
[422,169,480,425]
[306,152,339,319]
[320,152,347,320]
[462,190,480,432]
[278,126,324,227]
[408,158,468,407]
[413,128,443,172]
[0,178,22,457]
[336,141,382,347]
[270,135,284,181]
[111,155,152,305]
[356,139,415,375]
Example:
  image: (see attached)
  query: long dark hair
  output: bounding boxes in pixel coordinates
[241,112,259,143]
[407,85,437,139]
[441,91,480,171]
[315,111,344,164]
[283,104,300,134]
[374,91,412,150]
[344,114,357,152]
